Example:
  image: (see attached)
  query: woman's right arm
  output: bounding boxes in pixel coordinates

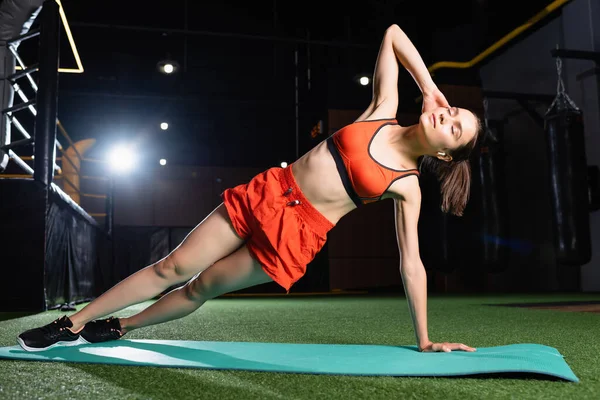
[356,24,438,122]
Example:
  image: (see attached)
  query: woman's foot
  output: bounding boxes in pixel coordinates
[17,315,83,352]
[79,317,125,344]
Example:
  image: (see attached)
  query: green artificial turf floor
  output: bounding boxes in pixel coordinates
[0,292,599,399]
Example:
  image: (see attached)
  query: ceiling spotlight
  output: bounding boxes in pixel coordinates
[159,159,167,166]
[108,145,136,173]
[280,161,288,168]
[354,73,372,86]
[157,59,180,75]
[160,122,168,130]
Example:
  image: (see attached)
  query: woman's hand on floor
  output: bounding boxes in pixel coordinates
[419,340,477,353]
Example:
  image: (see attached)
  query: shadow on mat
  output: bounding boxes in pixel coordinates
[7,340,294,372]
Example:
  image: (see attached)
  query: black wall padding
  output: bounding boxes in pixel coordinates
[0,179,47,311]
[0,179,103,311]
[110,227,170,285]
[45,187,98,307]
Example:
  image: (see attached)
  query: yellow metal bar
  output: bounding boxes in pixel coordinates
[7,150,34,174]
[61,174,80,194]
[15,0,83,74]
[81,193,107,199]
[57,120,83,164]
[89,213,107,217]
[55,0,83,73]
[57,147,80,175]
[0,174,33,178]
[21,156,63,161]
[0,172,64,179]
[82,157,107,164]
[428,0,571,74]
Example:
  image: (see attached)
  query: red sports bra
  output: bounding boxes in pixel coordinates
[326,118,419,207]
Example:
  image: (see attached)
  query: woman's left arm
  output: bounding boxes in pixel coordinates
[393,192,430,349]
[394,190,477,353]
[387,24,450,114]
[357,24,445,121]
[386,24,437,98]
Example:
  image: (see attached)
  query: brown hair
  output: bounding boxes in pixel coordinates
[419,111,482,217]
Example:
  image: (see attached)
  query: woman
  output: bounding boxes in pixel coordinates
[18,24,480,354]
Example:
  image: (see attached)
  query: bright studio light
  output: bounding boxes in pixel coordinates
[160,159,167,166]
[359,76,370,86]
[163,64,174,74]
[157,59,180,75]
[108,146,136,172]
[160,122,169,130]
[280,161,288,168]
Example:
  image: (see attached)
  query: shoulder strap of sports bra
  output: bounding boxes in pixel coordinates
[353,117,397,124]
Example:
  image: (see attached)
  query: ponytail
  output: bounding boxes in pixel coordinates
[420,111,482,217]
[419,157,472,216]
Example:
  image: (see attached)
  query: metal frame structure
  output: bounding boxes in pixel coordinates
[551,49,600,113]
[13,0,83,74]
[414,0,573,105]
[1,1,64,183]
[427,0,572,75]
[0,0,110,229]
[482,48,600,128]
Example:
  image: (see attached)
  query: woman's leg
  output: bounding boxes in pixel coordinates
[67,203,245,332]
[119,244,272,334]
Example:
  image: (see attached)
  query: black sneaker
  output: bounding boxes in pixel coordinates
[17,315,83,352]
[79,316,124,344]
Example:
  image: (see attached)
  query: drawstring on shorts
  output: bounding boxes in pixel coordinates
[222,165,335,293]
[283,187,302,206]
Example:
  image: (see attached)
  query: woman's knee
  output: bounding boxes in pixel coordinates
[183,276,212,302]
[152,255,185,282]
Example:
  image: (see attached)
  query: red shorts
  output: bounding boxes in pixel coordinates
[221,165,334,292]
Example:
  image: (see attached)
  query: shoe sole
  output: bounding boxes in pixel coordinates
[78,336,91,345]
[16,335,88,352]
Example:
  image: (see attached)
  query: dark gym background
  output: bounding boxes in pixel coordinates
[1,0,598,311]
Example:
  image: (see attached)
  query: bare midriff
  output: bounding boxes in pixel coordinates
[291,140,357,226]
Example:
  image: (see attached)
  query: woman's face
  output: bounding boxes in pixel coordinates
[419,106,478,155]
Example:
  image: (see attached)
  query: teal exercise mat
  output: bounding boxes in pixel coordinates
[0,340,579,382]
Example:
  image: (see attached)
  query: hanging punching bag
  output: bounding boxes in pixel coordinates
[544,58,591,266]
[478,119,510,273]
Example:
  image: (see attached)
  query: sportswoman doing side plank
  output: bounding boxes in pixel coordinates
[19,24,480,354]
